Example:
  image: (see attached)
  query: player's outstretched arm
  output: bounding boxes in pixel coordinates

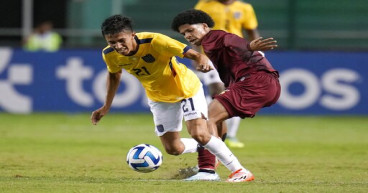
[91,71,122,125]
[249,37,278,51]
[91,106,109,125]
[184,49,214,72]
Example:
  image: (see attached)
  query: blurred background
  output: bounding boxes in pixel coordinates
[0,0,367,115]
[1,0,368,50]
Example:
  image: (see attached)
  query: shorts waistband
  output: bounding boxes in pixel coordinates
[238,71,279,82]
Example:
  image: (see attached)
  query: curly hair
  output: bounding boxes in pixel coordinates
[101,15,133,36]
[171,9,214,32]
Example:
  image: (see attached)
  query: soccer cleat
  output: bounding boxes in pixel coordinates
[184,172,220,181]
[226,169,254,182]
[225,137,245,148]
[177,166,199,179]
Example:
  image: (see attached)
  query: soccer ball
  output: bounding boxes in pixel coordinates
[126,144,163,173]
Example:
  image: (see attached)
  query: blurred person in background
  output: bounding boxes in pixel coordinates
[194,0,261,149]
[23,21,62,52]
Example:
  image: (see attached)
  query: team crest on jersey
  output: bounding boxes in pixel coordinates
[142,54,155,63]
[233,12,242,19]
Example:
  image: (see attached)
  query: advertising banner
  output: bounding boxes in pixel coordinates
[0,48,367,114]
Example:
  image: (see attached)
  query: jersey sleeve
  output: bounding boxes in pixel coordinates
[223,33,253,59]
[241,3,258,30]
[151,34,190,58]
[102,50,120,73]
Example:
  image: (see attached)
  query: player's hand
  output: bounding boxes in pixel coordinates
[91,106,109,125]
[196,58,214,73]
[183,49,214,72]
[196,62,213,72]
[249,37,278,51]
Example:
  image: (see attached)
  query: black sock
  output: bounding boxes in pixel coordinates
[221,133,227,141]
[198,169,215,174]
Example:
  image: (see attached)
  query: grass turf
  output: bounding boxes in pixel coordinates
[0,113,367,193]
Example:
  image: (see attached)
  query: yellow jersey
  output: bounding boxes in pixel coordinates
[102,32,201,103]
[195,0,258,38]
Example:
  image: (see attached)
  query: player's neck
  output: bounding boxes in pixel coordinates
[126,36,139,56]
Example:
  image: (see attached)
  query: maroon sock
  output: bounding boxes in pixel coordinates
[197,146,216,172]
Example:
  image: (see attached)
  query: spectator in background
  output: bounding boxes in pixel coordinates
[23,21,62,52]
[194,0,261,148]
[195,0,260,39]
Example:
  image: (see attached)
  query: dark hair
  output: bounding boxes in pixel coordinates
[101,15,133,36]
[171,9,214,32]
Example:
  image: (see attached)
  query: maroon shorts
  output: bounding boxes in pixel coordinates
[214,71,281,118]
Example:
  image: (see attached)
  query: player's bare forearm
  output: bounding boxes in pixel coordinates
[189,45,202,68]
[103,71,121,109]
[249,37,278,51]
[184,49,213,72]
[91,71,121,125]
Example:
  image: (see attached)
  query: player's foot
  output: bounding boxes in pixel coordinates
[178,166,199,178]
[226,169,254,183]
[184,171,220,181]
[225,137,245,148]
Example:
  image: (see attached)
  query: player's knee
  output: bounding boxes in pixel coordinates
[191,131,210,145]
[164,146,182,156]
[207,119,217,129]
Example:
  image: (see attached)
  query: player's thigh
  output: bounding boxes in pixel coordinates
[208,82,225,97]
[181,87,211,143]
[148,99,183,137]
[208,99,230,124]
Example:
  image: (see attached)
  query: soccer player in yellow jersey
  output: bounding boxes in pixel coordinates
[91,15,252,182]
[194,0,260,149]
[195,0,259,39]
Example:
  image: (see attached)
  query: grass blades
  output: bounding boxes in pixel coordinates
[0,113,367,193]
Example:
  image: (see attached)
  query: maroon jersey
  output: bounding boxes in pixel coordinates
[201,30,278,87]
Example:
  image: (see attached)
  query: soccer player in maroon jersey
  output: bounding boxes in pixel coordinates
[171,9,280,181]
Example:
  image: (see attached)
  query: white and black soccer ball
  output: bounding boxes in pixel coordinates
[126,144,163,173]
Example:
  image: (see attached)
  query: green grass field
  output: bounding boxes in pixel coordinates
[0,113,367,193]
